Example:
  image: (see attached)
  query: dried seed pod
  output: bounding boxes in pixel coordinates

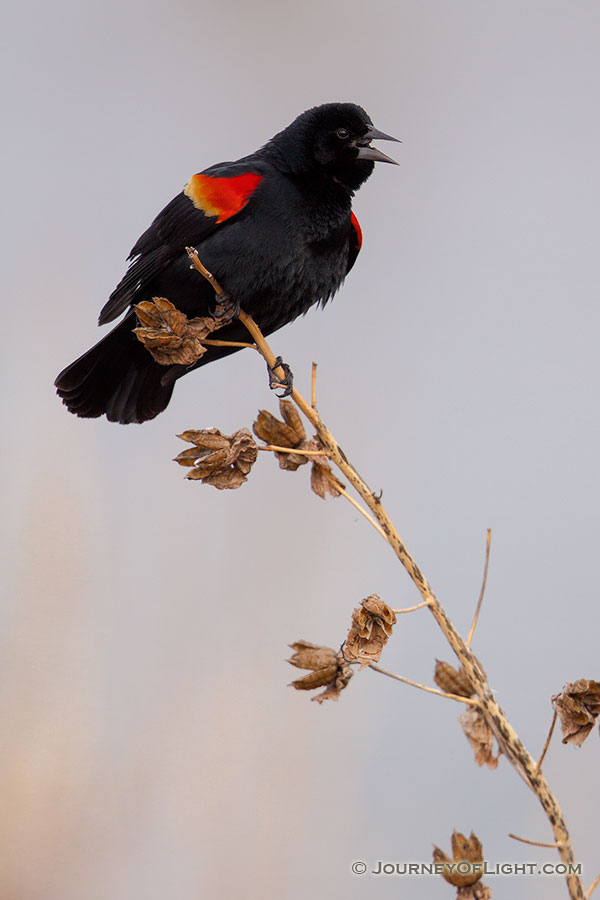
[552,679,600,747]
[459,706,500,770]
[433,830,486,890]
[343,594,396,669]
[174,427,258,489]
[288,642,339,672]
[434,660,474,698]
[310,459,344,498]
[134,297,226,366]
[288,640,353,703]
[253,400,314,471]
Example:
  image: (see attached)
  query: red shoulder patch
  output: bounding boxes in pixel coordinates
[184,172,263,223]
[350,211,362,251]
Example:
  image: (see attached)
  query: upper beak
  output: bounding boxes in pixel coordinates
[356,125,401,165]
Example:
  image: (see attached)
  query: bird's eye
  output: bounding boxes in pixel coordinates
[336,127,350,140]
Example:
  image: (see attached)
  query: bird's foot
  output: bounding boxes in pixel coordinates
[267,356,294,398]
[209,292,240,322]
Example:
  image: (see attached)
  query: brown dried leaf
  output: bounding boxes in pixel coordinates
[310,460,345,498]
[288,640,353,703]
[552,679,600,747]
[434,660,474,698]
[343,594,396,669]
[459,706,501,769]
[133,297,227,366]
[174,427,258,489]
[432,830,485,888]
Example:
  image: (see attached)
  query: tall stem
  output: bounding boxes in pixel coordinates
[185,251,584,899]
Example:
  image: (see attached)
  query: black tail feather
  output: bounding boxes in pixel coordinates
[55,313,175,424]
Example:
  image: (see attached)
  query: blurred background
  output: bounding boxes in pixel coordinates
[2,1,599,897]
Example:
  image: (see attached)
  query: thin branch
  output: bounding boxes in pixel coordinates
[318,466,387,540]
[311,362,318,409]
[186,248,226,296]
[335,486,387,539]
[536,710,558,773]
[186,254,585,900]
[586,873,600,899]
[392,601,430,614]
[369,664,480,705]
[466,528,491,647]
[203,338,257,350]
[508,833,562,849]
[258,445,328,457]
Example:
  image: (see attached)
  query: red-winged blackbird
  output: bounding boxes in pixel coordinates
[55,103,398,424]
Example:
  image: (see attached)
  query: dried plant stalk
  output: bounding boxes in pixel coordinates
[239,312,583,898]
[182,252,584,900]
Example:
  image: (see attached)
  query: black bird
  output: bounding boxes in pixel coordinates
[55,102,398,423]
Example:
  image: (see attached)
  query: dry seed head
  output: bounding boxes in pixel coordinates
[343,594,396,669]
[288,640,353,703]
[432,830,485,889]
[552,679,600,747]
[174,427,258,489]
[434,660,474,698]
[134,297,231,366]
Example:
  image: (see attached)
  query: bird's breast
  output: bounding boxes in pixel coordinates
[161,175,353,334]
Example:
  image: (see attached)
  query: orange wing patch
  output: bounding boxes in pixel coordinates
[184,172,263,223]
[350,211,362,251]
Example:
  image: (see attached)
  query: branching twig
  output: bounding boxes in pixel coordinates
[369,663,480,705]
[536,709,558,772]
[392,601,429,614]
[586,873,600,899]
[508,833,561,849]
[466,528,491,647]
[318,466,387,540]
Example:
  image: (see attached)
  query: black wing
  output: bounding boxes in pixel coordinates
[98,163,264,325]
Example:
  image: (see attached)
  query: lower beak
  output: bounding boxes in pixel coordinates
[356,145,399,165]
[356,124,401,165]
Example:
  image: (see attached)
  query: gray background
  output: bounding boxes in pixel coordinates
[2,1,599,897]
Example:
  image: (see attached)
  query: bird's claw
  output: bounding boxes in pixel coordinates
[209,292,240,321]
[267,356,294,398]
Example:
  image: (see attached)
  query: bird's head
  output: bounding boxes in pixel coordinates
[264,102,400,191]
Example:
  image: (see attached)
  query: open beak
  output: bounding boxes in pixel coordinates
[356,125,401,165]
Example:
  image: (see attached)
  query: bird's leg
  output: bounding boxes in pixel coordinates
[209,291,240,322]
[267,356,294,398]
